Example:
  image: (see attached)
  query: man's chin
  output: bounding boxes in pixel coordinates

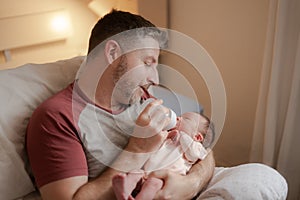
[128,89,144,105]
[128,97,141,105]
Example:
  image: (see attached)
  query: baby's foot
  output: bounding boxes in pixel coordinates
[112,171,144,200]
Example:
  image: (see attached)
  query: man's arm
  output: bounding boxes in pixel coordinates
[186,151,215,195]
[151,151,215,200]
[73,150,151,200]
[39,147,155,200]
[39,99,170,200]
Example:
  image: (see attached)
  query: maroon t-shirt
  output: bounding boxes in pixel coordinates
[26,82,155,188]
[26,83,88,188]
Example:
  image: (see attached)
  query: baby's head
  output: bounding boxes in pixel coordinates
[176,112,214,148]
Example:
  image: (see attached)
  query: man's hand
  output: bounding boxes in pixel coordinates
[126,99,170,153]
[150,151,215,200]
[113,99,172,173]
[151,169,205,200]
[150,170,196,200]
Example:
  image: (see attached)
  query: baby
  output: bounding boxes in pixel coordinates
[112,111,214,200]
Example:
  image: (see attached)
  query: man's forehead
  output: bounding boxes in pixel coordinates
[121,37,160,53]
[135,47,160,56]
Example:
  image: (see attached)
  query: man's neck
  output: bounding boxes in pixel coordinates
[77,77,130,114]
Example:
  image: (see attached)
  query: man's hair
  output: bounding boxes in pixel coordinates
[88,9,167,54]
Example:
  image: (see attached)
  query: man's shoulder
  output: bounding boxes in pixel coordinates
[31,84,77,121]
[40,84,73,110]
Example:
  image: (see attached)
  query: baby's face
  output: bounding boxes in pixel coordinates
[176,112,210,142]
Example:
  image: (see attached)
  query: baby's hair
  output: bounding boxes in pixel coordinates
[200,113,215,148]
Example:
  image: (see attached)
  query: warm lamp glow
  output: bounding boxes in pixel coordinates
[51,14,70,33]
[0,9,72,51]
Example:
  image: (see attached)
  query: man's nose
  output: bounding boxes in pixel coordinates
[147,68,159,84]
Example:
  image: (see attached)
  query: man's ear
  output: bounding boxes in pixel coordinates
[105,40,121,64]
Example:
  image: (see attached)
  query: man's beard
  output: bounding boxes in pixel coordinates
[112,55,128,85]
[112,55,141,107]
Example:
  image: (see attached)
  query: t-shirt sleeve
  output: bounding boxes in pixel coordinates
[26,98,88,188]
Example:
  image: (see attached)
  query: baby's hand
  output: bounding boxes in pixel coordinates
[166,129,180,145]
[180,132,207,161]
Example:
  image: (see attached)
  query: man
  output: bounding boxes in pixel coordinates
[26,10,287,200]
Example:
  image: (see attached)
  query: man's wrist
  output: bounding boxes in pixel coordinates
[111,149,150,172]
[187,151,215,194]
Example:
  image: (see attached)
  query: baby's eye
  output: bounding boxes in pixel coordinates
[144,61,152,66]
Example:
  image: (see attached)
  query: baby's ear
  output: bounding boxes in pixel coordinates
[194,132,204,142]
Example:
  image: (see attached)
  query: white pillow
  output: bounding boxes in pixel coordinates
[0,56,83,199]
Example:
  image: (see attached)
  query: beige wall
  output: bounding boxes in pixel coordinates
[0,0,150,70]
[163,0,269,166]
[0,0,269,166]
[0,0,97,69]
[138,0,168,28]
